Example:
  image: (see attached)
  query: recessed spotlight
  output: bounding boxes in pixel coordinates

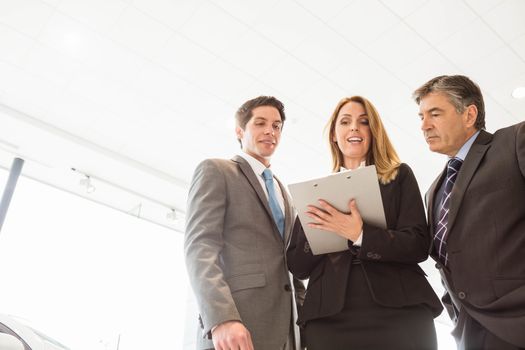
[511,86,525,99]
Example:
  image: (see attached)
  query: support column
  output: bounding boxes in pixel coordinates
[0,157,24,234]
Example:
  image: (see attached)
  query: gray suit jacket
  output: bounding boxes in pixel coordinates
[426,122,525,347]
[184,155,303,350]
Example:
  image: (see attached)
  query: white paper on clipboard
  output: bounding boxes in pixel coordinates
[288,165,386,255]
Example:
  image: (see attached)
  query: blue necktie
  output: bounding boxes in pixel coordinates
[435,157,463,266]
[262,168,285,238]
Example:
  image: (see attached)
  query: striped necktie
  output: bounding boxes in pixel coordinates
[435,157,463,265]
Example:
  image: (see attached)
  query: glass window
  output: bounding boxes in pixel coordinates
[0,170,192,350]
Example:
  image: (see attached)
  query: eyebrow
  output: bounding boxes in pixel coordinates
[253,116,282,124]
[418,107,444,116]
[340,113,368,118]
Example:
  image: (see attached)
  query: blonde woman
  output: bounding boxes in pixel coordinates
[287,96,442,349]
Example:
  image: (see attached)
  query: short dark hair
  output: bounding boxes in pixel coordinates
[235,96,286,147]
[412,75,486,130]
[235,96,285,129]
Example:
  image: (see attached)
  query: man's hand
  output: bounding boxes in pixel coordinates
[212,320,254,350]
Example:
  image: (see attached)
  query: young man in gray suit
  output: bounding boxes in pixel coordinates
[185,96,304,350]
[414,75,525,350]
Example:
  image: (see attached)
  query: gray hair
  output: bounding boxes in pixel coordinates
[412,75,485,130]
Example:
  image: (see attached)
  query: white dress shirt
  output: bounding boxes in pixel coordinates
[237,152,285,213]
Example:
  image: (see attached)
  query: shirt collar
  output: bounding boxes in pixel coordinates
[340,160,366,172]
[454,130,480,161]
[238,151,269,176]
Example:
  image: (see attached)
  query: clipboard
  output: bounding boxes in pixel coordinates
[288,165,386,255]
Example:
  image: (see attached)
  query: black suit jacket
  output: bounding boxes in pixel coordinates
[287,163,443,326]
[426,122,525,347]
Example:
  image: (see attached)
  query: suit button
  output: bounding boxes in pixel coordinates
[435,262,443,269]
[284,284,292,292]
[303,242,310,253]
[458,291,466,299]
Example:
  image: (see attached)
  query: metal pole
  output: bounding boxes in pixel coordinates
[0,157,24,234]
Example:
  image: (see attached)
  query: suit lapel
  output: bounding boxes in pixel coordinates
[232,155,284,239]
[427,169,446,234]
[426,169,446,256]
[447,130,492,233]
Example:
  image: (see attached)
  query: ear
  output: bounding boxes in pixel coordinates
[464,104,478,128]
[235,126,243,140]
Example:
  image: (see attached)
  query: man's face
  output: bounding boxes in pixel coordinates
[418,92,477,157]
[236,105,282,167]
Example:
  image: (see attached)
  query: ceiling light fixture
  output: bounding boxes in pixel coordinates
[79,174,96,194]
[70,168,185,230]
[512,86,525,99]
[166,209,178,221]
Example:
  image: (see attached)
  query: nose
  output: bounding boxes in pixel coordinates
[420,115,431,131]
[350,121,359,131]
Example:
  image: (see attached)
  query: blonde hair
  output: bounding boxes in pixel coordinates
[325,96,400,184]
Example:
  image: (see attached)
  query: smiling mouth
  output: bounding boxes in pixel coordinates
[260,139,275,145]
[347,137,363,144]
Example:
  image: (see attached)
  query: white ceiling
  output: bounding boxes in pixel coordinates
[0,0,524,231]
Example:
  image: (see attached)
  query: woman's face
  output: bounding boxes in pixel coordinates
[333,101,372,168]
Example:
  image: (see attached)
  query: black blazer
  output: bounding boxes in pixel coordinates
[426,122,525,347]
[287,163,443,325]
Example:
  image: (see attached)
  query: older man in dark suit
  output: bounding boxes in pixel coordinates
[414,75,525,350]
